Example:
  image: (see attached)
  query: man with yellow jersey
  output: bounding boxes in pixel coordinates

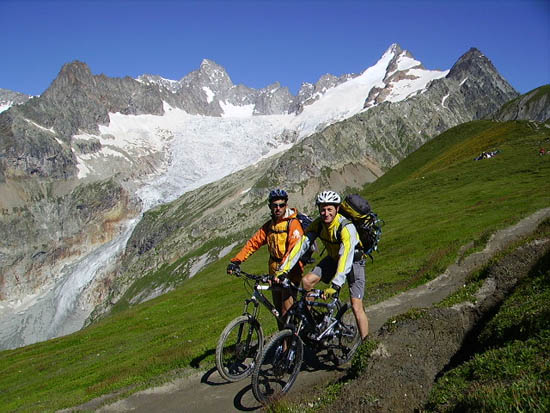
[276,190,369,340]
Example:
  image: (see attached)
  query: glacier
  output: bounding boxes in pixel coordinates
[0,44,449,349]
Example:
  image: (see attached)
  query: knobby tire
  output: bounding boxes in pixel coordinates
[331,306,361,366]
[215,315,264,382]
[251,329,304,404]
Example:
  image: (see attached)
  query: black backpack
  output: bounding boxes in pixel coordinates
[338,194,383,260]
[293,212,317,264]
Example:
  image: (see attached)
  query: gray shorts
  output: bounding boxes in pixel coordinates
[311,255,366,299]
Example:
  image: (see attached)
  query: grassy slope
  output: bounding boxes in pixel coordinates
[426,240,550,412]
[0,120,549,412]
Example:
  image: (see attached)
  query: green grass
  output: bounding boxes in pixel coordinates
[425,252,550,412]
[0,120,549,412]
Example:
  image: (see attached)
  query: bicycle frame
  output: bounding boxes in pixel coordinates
[236,271,290,327]
[238,271,351,346]
[281,284,342,345]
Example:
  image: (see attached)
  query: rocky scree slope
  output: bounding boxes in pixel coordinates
[94,48,518,319]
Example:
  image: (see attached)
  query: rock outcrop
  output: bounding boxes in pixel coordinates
[490,84,550,122]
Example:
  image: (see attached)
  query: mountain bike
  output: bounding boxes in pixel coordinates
[215,270,286,382]
[251,280,361,403]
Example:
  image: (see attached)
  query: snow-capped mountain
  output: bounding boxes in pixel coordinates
[67,44,451,189]
[0,44,518,349]
[0,88,31,113]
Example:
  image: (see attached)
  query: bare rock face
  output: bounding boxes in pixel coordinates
[0,88,30,110]
[0,61,166,180]
[490,85,550,122]
[0,178,141,302]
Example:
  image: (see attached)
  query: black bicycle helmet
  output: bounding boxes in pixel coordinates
[268,188,288,202]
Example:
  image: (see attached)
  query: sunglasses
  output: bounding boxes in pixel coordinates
[269,202,287,209]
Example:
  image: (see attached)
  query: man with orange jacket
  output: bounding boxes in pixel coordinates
[227,189,304,326]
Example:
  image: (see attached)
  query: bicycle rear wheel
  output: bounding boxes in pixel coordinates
[331,306,361,366]
[251,329,304,403]
[215,315,263,382]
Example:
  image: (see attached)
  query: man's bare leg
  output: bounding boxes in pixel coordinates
[351,297,369,340]
[301,272,321,291]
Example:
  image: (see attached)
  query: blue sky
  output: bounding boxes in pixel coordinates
[1,0,549,96]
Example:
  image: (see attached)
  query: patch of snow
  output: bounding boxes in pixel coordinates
[0,101,13,113]
[202,86,215,103]
[442,93,450,108]
[220,101,255,117]
[189,253,211,278]
[386,54,421,78]
[25,119,56,134]
[384,69,449,103]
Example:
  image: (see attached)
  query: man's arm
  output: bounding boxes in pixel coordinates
[230,224,268,264]
[331,223,359,287]
[284,217,304,261]
[277,220,319,276]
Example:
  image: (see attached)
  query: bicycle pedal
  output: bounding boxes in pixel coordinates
[307,332,318,341]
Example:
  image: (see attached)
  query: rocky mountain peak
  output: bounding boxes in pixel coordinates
[385,47,424,80]
[445,47,517,116]
[447,47,494,81]
[388,42,403,55]
[364,45,434,108]
[0,88,31,112]
[136,74,181,93]
[182,58,233,91]
[46,61,95,93]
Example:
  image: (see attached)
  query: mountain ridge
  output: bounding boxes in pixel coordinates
[0,44,520,349]
[95,48,520,322]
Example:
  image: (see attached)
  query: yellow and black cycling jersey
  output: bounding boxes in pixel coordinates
[277,213,360,287]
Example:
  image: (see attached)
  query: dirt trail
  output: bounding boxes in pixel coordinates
[76,207,550,413]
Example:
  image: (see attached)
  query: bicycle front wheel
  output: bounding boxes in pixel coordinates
[251,329,304,404]
[215,315,264,382]
[331,306,361,366]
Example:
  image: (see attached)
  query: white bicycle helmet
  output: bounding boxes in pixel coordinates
[316,190,341,205]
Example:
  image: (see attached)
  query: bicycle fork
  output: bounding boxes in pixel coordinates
[238,298,261,356]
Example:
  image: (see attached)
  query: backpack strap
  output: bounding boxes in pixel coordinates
[285,217,295,252]
[335,218,353,243]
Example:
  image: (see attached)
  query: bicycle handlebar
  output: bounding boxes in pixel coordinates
[232,269,336,303]
[233,269,271,283]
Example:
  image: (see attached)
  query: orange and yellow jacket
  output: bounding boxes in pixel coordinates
[231,208,304,277]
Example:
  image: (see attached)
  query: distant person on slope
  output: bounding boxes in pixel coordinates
[276,190,369,340]
[227,189,304,327]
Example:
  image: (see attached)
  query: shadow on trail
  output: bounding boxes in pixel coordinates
[234,383,262,412]
[196,344,344,411]
[189,347,215,368]
[200,367,229,386]
[302,346,346,373]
